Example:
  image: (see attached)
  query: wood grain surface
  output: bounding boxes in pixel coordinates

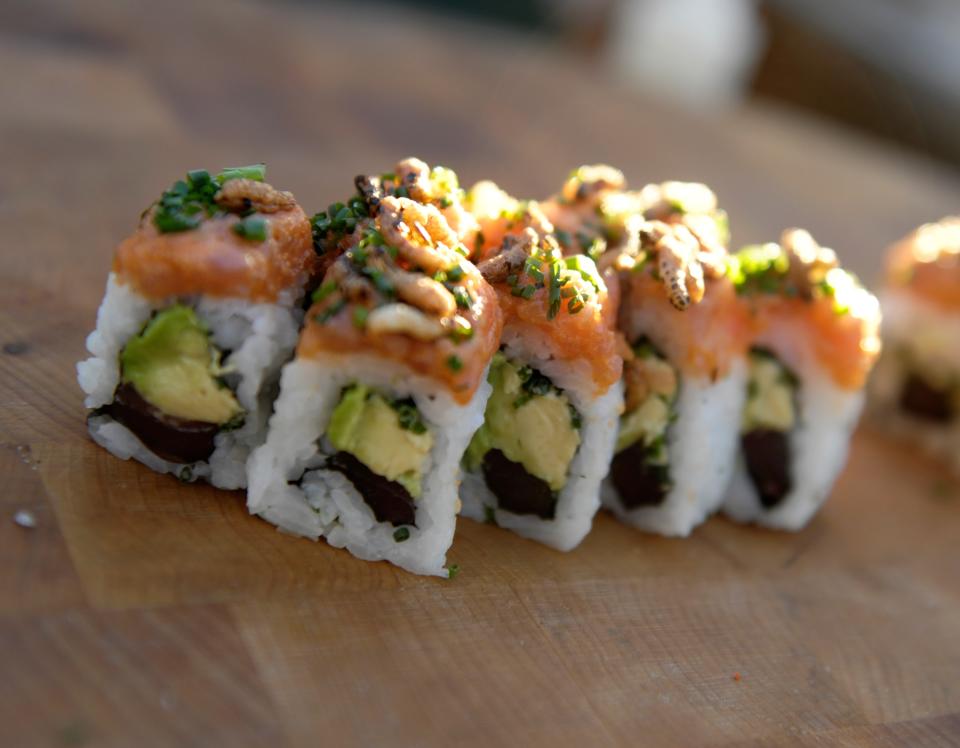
[3,1,960,746]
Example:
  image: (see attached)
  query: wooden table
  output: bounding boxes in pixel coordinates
[3,1,960,745]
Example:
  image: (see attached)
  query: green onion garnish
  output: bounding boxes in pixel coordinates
[217,163,266,182]
[315,297,346,324]
[393,527,410,542]
[232,215,268,242]
[453,286,472,309]
[312,280,337,303]
[446,354,463,372]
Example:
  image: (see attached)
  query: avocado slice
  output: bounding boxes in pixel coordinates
[327,384,433,498]
[120,305,243,425]
[742,349,797,432]
[616,342,677,453]
[617,395,671,453]
[464,354,580,491]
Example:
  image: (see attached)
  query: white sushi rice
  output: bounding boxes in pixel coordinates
[602,361,747,537]
[459,329,624,551]
[246,354,490,577]
[77,273,301,489]
[723,323,865,530]
[868,289,960,474]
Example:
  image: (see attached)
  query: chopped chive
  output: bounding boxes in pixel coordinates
[311,280,337,303]
[362,267,395,297]
[351,245,368,264]
[187,168,211,186]
[447,263,465,282]
[473,232,485,256]
[217,163,266,182]
[447,563,461,579]
[520,285,536,300]
[154,210,201,233]
[525,264,544,283]
[547,260,562,319]
[453,286,472,309]
[450,318,474,342]
[352,306,369,328]
[359,229,386,249]
[232,215,268,242]
[315,297,346,323]
[506,274,519,287]
[446,354,463,372]
[393,527,411,542]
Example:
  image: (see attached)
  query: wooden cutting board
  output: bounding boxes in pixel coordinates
[2,1,960,745]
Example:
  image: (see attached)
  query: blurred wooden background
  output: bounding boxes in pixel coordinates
[2,1,960,746]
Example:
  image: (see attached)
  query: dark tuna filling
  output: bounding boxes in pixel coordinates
[481,448,557,519]
[327,451,416,527]
[742,428,792,508]
[899,373,955,423]
[610,440,670,509]
[99,382,219,464]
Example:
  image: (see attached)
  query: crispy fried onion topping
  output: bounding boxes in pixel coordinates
[562,164,626,203]
[780,227,838,298]
[214,179,296,214]
[355,157,463,210]
[313,197,471,341]
[613,219,725,310]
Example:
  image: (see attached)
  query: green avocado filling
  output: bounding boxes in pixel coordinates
[742,349,798,433]
[463,353,581,491]
[120,305,244,425]
[616,340,677,475]
[326,384,433,498]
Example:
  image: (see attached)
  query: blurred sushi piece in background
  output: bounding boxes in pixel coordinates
[869,217,960,474]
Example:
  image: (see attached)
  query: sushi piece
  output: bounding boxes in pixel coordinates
[545,167,750,537]
[247,167,502,576]
[459,181,624,551]
[724,229,881,528]
[869,217,960,472]
[77,165,318,489]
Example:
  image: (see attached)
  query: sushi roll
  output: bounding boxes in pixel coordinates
[459,181,624,551]
[545,168,750,537]
[77,165,317,489]
[247,167,502,576]
[724,229,881,528]
[869,217,960,472]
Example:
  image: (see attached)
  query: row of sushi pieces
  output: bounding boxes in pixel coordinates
[78,158,886,577]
